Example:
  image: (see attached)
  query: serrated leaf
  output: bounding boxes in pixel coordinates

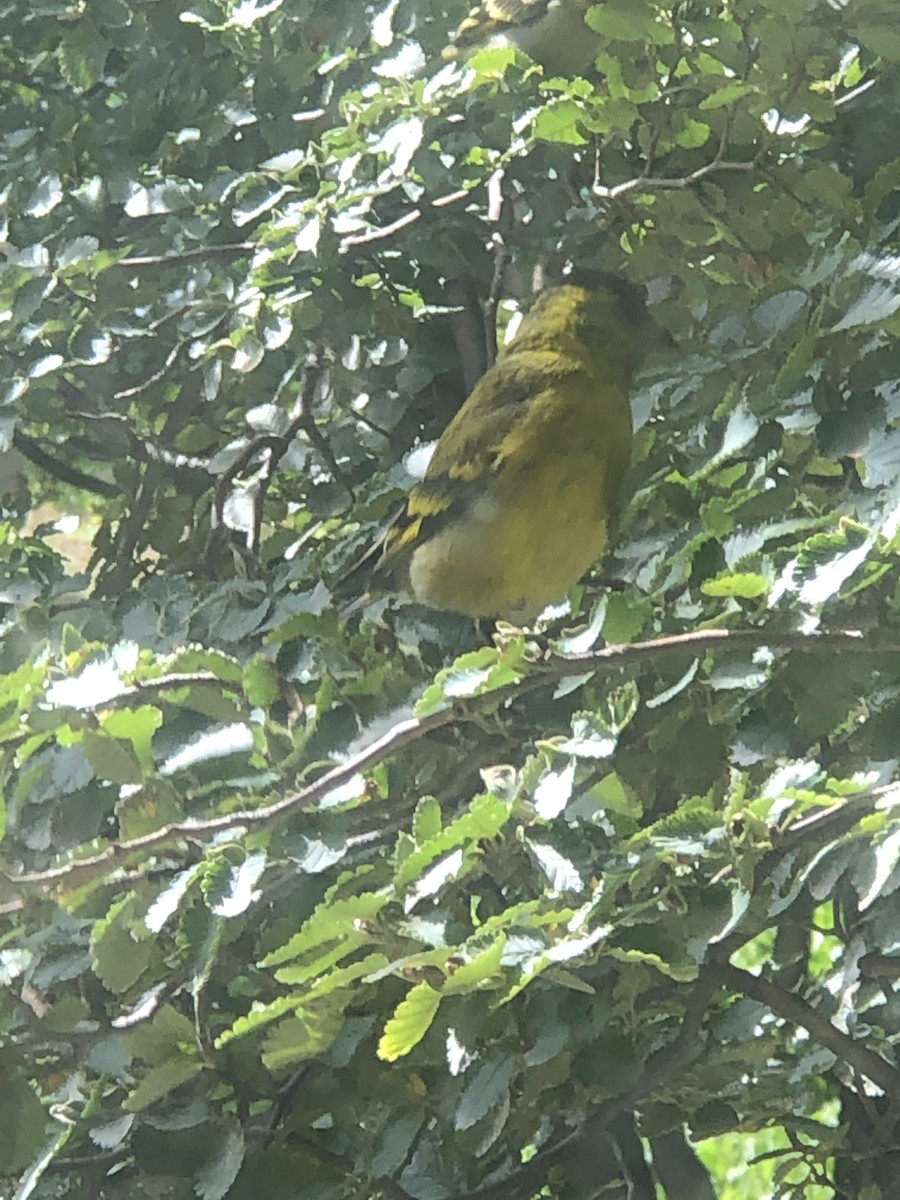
[525,839,585,894]
[47,652,127,705]
[217,994,300,1046]
[377,983,441,1062]
[281,951,389,993]
[89,1114,135,1150]
[455,1056,516,1131]
[587,4,669,40]
[262,889,390,968]
[370,1111,424,1177]
[91,894,153,994]
[102,705,163,772]
[394,793,510,888]
[533,760,576,819]
[443,937,505,995]
[417,646,523,714]
[0,1071,47,1171]
[242,656,281,707]
[606,946,699,981]
[159,722,254,775]
[82,730,143,785]
[832,280,900,330]
[195,1123,245,1200]
[752,289,808,336]
[557,712,621,758]
[261,1002,347,1069]
[124,1058,204,1112]
[701,571,769,598]
[208,852,266,917]
[117,779,184,841]
[532,100,589,145]
[698,81,757,109]
[126,1004,197,1061]
[413,795,442,842]
[404,848,464,910]
[854,827,900,911]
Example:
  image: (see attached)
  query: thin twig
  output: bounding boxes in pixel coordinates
[484,170,511,367]
[115,244,254,268]
[338,208,424,252]
[593,157,756,200]
[337,188,470,253]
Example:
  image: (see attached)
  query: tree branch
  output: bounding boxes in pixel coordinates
[1,704,457,895]
[4,626,897,895]
[115,244,254,268]
[550,626,898,677]
[13,431,120,498]
[456,973,720,1200]
[710,962,900,1099]
[337,188,469,253]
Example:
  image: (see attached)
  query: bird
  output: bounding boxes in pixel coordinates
[371,274,666,622]
[443,0,602,77]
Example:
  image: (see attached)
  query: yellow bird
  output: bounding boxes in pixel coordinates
[373,275,665,621]
[444,0,602,76]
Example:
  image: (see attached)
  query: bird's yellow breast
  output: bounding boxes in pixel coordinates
[407,378,629,619]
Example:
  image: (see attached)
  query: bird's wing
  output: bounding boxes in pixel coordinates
[378,351,578,571]
[473,0,550,27]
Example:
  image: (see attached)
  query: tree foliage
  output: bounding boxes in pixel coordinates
[2,0,900,1197]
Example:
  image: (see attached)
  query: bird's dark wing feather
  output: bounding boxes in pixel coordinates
[379,351,581,569]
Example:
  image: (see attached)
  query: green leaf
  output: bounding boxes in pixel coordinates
[90,893,154,994]
[123,1058,204,1112]
[126,1004,197,1062]
[525,839,585,894]
[394,792,510,888]
[531,100,590,145]
[262,887,390,970]
[101,705,163,772]
[377,983,441,1062]
[116,779,184,840]
[82,729,143,785]
[242,655,281,707]
[413,795,443,842]
[556,713,618,758]
[698,81,758,109]
[854,826,900,911]
[455,1056,516,1131]
[443,937,506,994]
[0,1071,47,1171]
[701,571,770,598]
[533,760,576,819]
[261,1002,348,1070]
[370,1111,425,1178]
[195,1123,245,1200]
[586,2,673,42]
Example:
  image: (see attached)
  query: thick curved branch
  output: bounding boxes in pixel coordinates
[13,431,120,498]
[711,962,900,1099]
